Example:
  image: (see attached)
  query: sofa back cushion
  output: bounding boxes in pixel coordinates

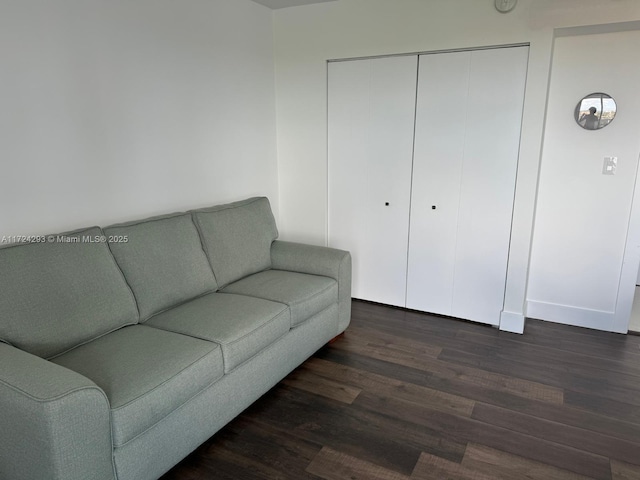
[192,197,278,288]
[105,213,217,321]
[0,227,138,359]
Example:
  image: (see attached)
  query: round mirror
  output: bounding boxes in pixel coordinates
[574,93,617,130]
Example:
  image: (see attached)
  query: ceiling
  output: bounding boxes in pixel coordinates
[251,0,337,9]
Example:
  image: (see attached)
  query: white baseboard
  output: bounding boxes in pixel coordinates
[499,311,525,334]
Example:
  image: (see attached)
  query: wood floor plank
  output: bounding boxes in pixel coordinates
[315,346,565,421]
[351,301,485,336]
[437,345,640,423]
[346,324,443,358]
[410,452,495,480]
[455,329,640,379]
[219,418,323,479]
[283,378,470,468]
[240,384,436,476]
[162,416,324,480]
[471,403,640,466]
[349,308,498,358]
[319,344,640,445]
[610,459,640,480]
[438,343,640,405]
[161,301,640,480]
[282,368,361,404]
[300,357,476,417]
[256,382,469,470]
[515,320,640,362]
[467,389,640,449]
[353,392,612,480]
[461,443,596,480]
[332,333,439,371]
[331,338,564,404]
[564,389,640,425]
[199,446,313,480]
[306,446,410,480]
[165,438,315,480]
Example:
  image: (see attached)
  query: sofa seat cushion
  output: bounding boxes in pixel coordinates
[222,270,338,328]
[146,292,290,374]
[51,325,223,447]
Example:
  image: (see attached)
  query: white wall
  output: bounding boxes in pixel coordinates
[273,0,640,332]
[527,29,640,333]
[0,0,277,237]
[630,287,640,332]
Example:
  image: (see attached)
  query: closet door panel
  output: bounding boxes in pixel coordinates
[406,52,471,314]
[451,47,529,325]
[328,56,418,307]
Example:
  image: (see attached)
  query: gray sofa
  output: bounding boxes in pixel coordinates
[0,197,351,480]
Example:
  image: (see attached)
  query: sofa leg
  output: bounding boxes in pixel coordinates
[328,333,344,344]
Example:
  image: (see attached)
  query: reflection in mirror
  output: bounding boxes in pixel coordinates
[574,93,617,130]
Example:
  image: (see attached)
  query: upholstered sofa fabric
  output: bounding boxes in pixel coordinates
[51,325,224,447]
[146,292,290,373]
[270,240,353,333]
[112,304,340,480]
[105,213,217,321]
[0,343,113,480]
[222,270,338,327]
[192,197,278,288]
[0,196,352,480]
[0,226,138,359]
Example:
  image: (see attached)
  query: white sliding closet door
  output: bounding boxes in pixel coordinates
[407,46,528,325]
[405,51,470,317]
[328,56,418,307]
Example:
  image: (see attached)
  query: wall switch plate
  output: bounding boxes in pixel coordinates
[603,156,617,175]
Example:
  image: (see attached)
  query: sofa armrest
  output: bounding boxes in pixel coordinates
[0,343,115,480]
[271,240,352,333]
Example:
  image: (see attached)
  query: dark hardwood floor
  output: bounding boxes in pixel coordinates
[161,300,640,480]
